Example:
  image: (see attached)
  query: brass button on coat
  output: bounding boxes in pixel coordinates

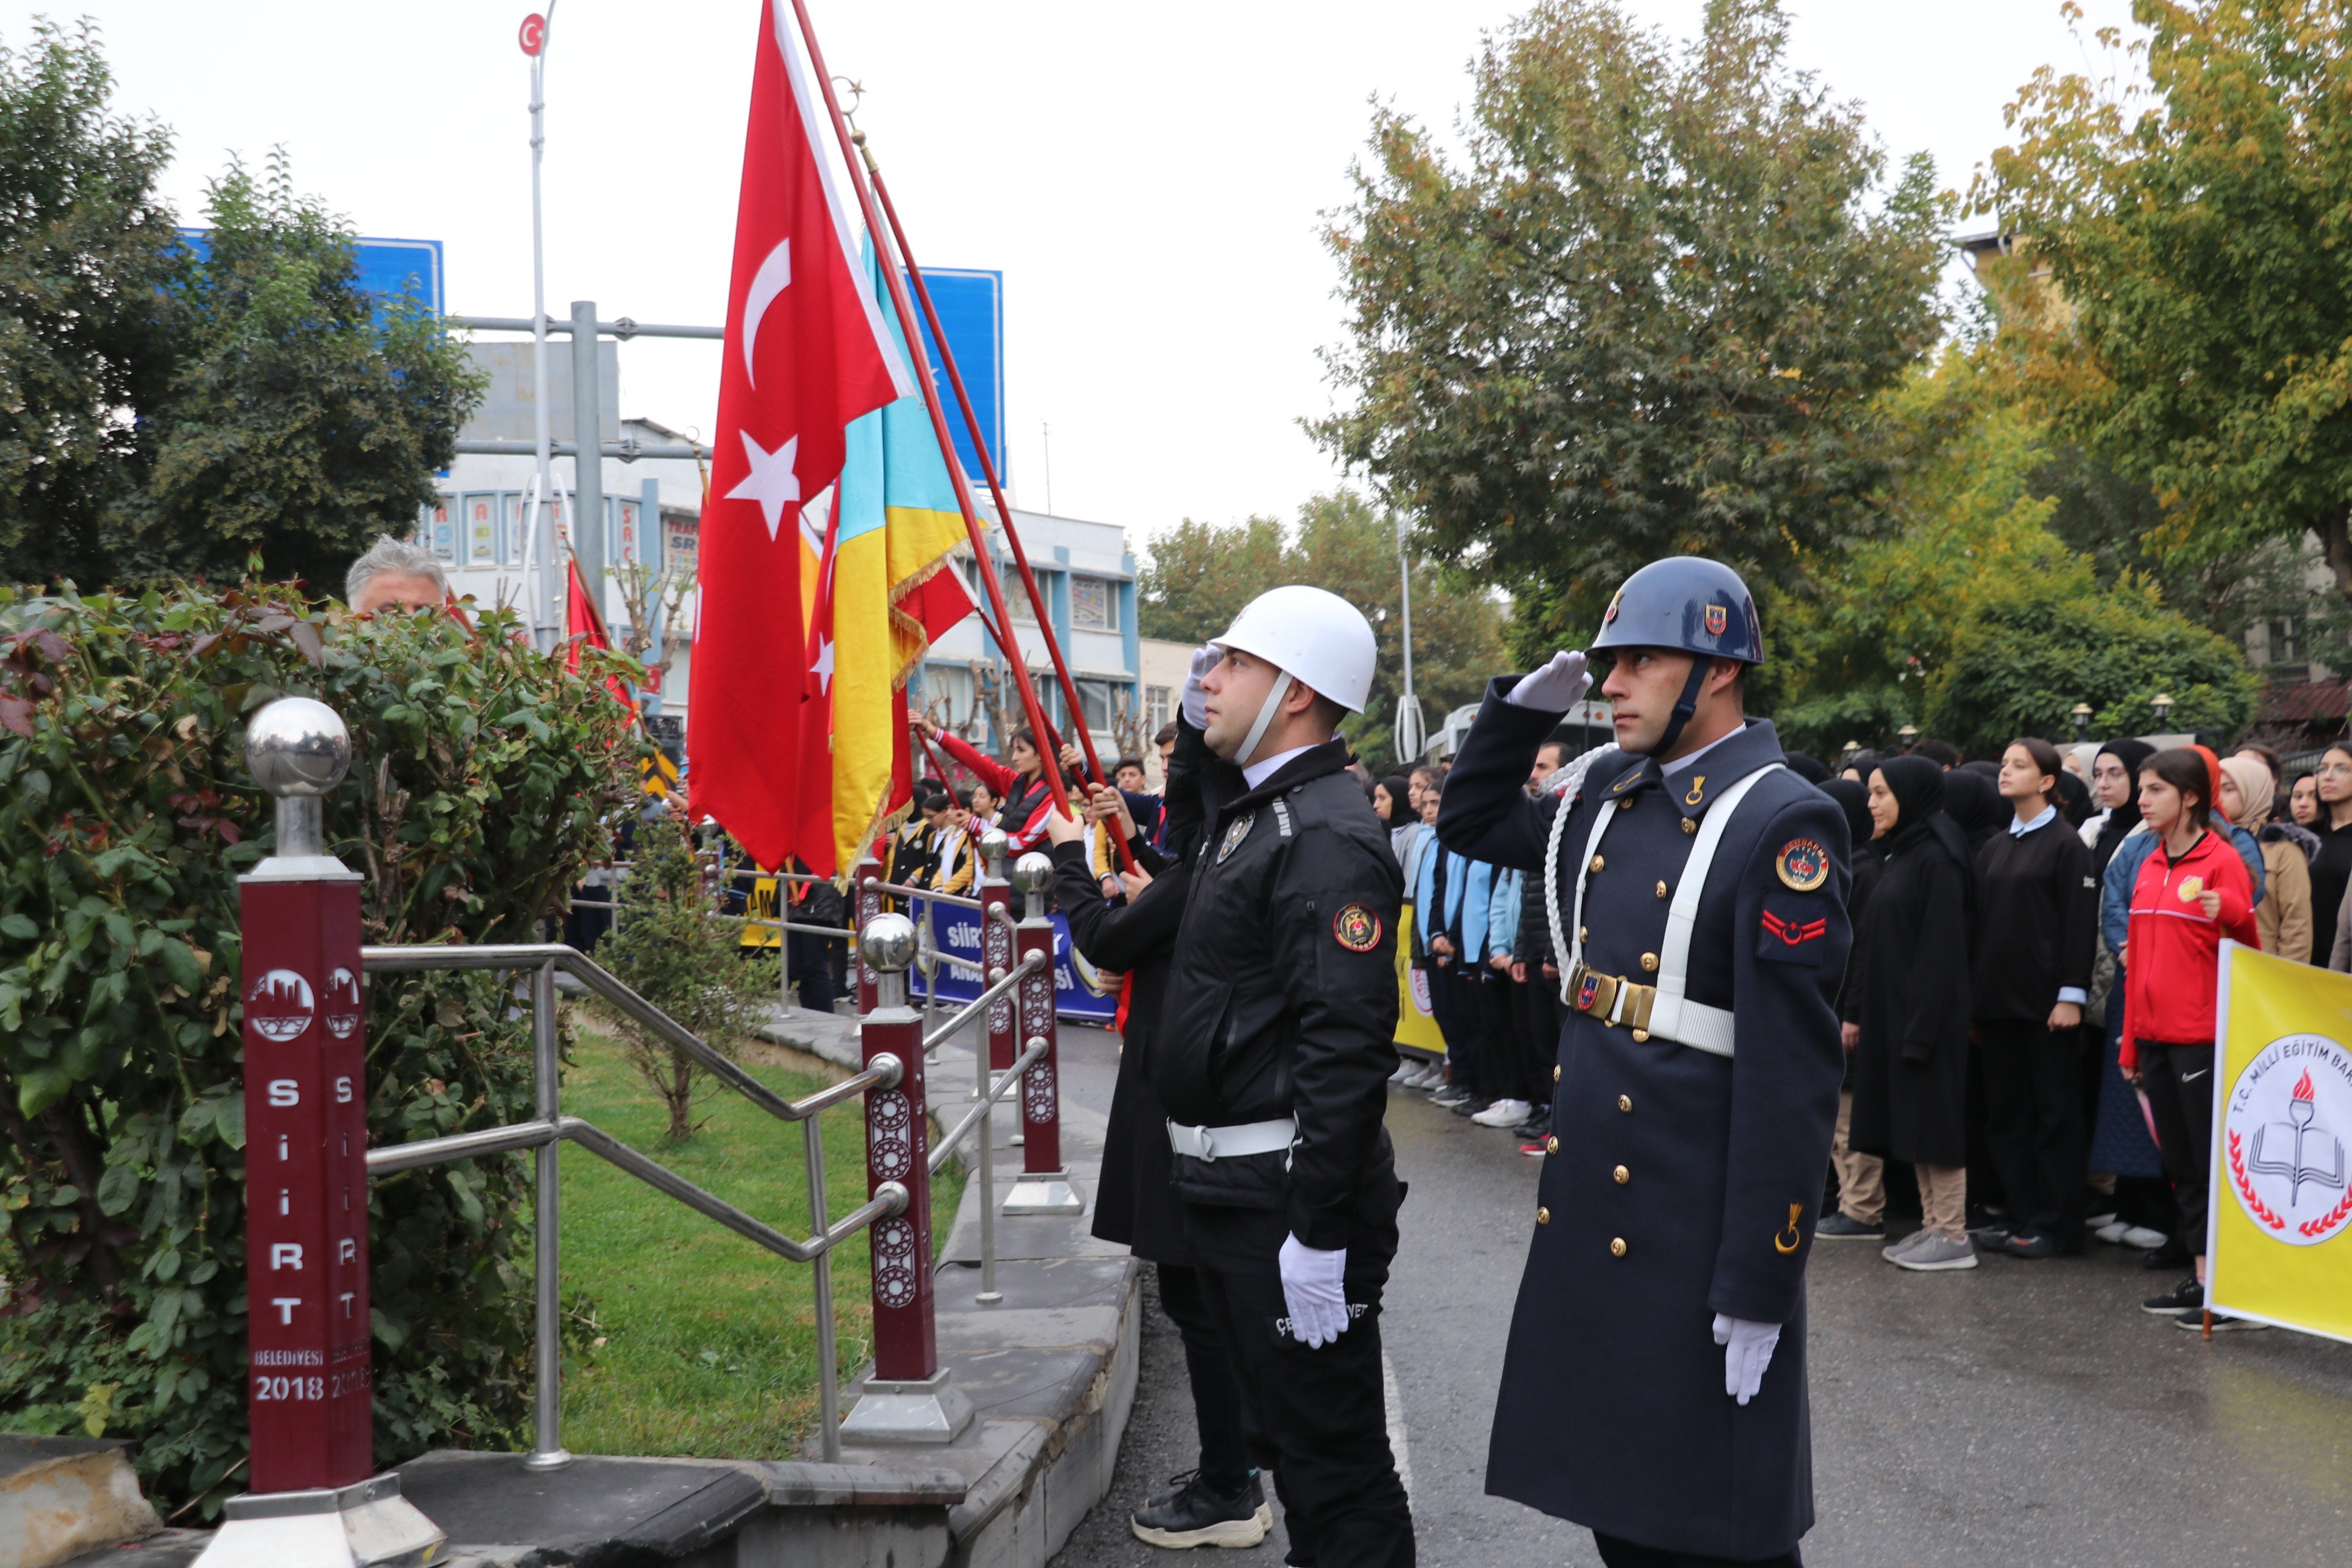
[1618,1094,1633,1113]
[1554,1064,1563,1083]
[1609,1237,1628,1257]
[1681,816,1697,835]
[1546,1135,1561,1155]
[1536,1207,1552,1226]
[1590,854,1606,873]
[1639,952,1660,972]
[1579,926,1589,944]
[1631,1028,1650,1043]
[1655,880,1669,898]
[1613,1165,1630,1185]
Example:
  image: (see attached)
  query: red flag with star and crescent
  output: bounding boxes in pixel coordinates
[690,0,914,871]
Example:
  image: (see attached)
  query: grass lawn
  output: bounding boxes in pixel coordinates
[554,1024,964,1459]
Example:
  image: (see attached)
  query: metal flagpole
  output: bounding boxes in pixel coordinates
[859,149,1138,873]
[1394,512,1425,766]
[780,0,1074,822]
[524,6,560,651]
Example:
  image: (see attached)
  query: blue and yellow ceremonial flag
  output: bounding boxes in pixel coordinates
[2207,943,2352,1343]
[799,243,975,874]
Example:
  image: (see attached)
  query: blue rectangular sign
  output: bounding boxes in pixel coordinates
[904,267,1004,488]
[909,899,1119,1025]
[175,229,444,315]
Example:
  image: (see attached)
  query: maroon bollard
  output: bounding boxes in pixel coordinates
[837,913,972,1445]
[192,699,440,1567]
[978,830,1015,1072]
[854,850,884,1014]
[1002,852,1082,1216]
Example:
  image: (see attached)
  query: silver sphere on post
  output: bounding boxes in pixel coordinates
[245,696,351,799]
[1014,852,1054,896]
[861,912,918,1011]
[245,696,349,863]
[979,829,1010,877]
[861,912,919,974]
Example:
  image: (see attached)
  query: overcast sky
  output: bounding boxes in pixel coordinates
[10,0,2143,544]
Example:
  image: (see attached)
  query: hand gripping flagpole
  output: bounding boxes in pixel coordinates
[783,0,1073,828]
[857,142,1138,874]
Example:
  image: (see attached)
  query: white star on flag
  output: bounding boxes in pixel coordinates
[810,636,835,692]
[727,430,803,539]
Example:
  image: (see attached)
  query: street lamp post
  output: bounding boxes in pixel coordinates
[2070,702,2093,739]
[523,7,560,651]
[1393,513,1425,766]
[2152,693,2175,726]
[1897,724,1919,752]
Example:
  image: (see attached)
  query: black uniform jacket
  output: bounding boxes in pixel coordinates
[1151,737,1405,1252]
[1051,832,1194,1265]
[1436,682,1850,1562]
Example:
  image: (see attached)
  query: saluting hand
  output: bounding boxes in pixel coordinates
[1505,649,1593,714]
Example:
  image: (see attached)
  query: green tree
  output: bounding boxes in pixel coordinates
[1983,0,2352,600]
[1317,0,1946,651]
[0,21,481,592]
[1136,492,1506,767]
[591,815,775,1142]
[0,19,181,588]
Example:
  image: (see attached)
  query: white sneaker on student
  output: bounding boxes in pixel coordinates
[1472,1098,1531,1128]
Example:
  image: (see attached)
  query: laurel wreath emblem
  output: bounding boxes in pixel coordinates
[2229,1131,2288,1231]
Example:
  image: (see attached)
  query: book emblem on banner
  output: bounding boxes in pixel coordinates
[2225,1037,2352,1244]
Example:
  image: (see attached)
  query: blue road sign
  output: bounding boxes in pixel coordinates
[904,267,1004,488]
[175,229,444,315]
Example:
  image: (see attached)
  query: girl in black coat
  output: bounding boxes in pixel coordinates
[1849,757,1979,1270]
[1972,739,2098,1259]
[1819,777,1888,1239]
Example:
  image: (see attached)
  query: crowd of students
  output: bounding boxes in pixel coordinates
[1386,730,2351,1333]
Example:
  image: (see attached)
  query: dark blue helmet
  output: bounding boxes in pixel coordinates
[1590,556,1765,667]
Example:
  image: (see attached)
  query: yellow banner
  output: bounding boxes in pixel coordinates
[740,876,782,950]
[2207,942,2352,1344]
[1395,905,1447,1057]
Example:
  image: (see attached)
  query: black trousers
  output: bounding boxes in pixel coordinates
[786,930,836,1013]
[1596,1531,1802,1567]
[1154,1262,1257,1494]
[1977,1019,2086,1243]
[2138,1040,2216,1257]
[1511,973,1562,1109]
[1182,1205,1413,1568]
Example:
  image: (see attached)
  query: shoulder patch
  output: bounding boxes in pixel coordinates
[1272,798,1295,838]
[1332,904,1383,952]
[1758,900,1830,966]
[1217,813,1255,863]
[1775,837,1831,893]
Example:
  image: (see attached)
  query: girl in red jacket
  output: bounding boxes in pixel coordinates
[2119,747,2260,1327]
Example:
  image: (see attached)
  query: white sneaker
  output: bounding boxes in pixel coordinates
[1472,1098,1531,1128]
[2085,1211,2119,1231]
[2120,1225,2168,1249]
[2094,1221,2131,1245]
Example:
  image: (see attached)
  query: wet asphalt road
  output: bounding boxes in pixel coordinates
[1047,1027,2352,1568]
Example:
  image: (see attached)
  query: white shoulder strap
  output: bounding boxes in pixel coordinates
[1542,744,1618,1004]
[1649,763,1785,1057]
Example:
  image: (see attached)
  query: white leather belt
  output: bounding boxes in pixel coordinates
[1167,1117,1297,1162]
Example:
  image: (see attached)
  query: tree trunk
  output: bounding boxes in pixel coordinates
[2322,508,2352,599]
[665,1048,694,1142]
[32,1103,124,1295]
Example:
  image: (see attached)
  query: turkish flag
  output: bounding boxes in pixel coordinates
[690,0,913,871]
[564,557,637,713]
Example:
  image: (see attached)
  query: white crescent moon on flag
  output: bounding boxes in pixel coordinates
[741,240,792,389]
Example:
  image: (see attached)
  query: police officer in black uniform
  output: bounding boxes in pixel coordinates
[1438,557,1850,1568]
[1154,584,1414,1568]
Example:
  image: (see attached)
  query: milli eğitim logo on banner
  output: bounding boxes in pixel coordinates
[2223,1037,2352,1245]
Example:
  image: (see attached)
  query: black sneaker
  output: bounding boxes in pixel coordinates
[2141,1277,2204,1317]
[2141,1240,2191,1270]
[1511,1115,1551,1141]
[1131,1469,1271,1549]
[1449,1096,1492,1118]
[2002,1230,2067,1260]
[2176,1312,2271,1333]
[1815,1213,1885,1240]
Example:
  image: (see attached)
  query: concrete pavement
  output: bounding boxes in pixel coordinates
[1049,1030,2352,1568]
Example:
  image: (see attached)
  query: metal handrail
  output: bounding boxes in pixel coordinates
[862,876,984,912]
[922,950,1045,1053]
[929,1037,1047,1175]
[358,941,907,1466]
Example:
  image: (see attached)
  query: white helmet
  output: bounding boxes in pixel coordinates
[1210,585,1378,713]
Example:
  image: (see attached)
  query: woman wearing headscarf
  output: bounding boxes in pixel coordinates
[2054,768,2094,831]
[2220,755,2311,963]
[1941,766,2008,852]
[1373,774,1413,861]
[2080,739,2173,1255]
[2307,746,2352,964]
[1849,757,1979,1270]
[1817,777,1890,1241]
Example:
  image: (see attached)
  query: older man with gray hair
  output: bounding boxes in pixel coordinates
[345,535,448,615]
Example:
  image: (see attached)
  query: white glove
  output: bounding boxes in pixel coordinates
[1506,650,1592,713]
[1278,1234,1351,1347]
[1713,1312,1781,1406]
[1181,645,1219,730]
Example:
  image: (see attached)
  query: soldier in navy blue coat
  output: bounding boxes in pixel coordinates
[1436,557,1850,1568]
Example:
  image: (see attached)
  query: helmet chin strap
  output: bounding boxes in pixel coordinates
[1649,657,1715,757]
[1236,670,1295,769]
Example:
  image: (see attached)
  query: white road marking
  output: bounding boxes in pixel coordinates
[1383,1349,1415,1505]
